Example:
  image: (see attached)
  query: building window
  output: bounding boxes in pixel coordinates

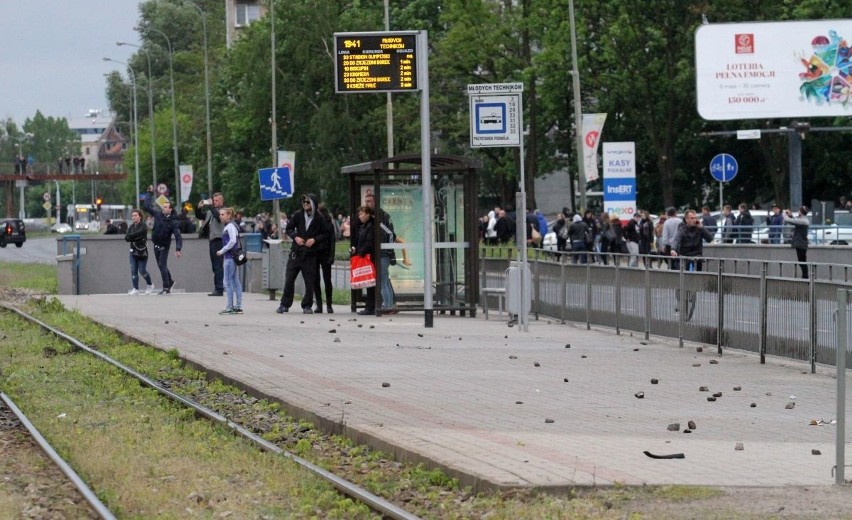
[235,2,261,27]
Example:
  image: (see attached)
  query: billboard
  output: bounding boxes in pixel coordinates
[602,142,636,222]
[695,20,852,120]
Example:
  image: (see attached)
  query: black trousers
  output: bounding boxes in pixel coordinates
[313,260,333,308]
[280,253,318,309]
[153,244,172,288]
[208,238,224,292]
[796,248,808,278]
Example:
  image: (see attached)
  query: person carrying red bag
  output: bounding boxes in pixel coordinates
[350,205,377,315]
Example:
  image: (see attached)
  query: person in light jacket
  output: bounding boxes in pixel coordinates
[784,206,810,279]
[216,207,243,315]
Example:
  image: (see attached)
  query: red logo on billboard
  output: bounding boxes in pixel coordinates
[584,130,599,148]
[182,174,192,183]
[735,33,754,54]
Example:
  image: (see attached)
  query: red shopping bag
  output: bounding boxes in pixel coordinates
[350,254,376,289]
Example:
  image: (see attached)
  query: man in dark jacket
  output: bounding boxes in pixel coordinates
[143,186,183,294]
[196,191,226,296]
[277,193,328,314]
[735,203,754,243]
[670,209,714,271]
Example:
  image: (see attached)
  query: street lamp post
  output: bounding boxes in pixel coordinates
[180,1,213,194]
[270,0,280,230]
[13,133,34,219]
[104,61,141,204]
[116,42,157,189]
[146,27,180,201]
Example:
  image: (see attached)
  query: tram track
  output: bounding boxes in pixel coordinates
[1,303,421,520]
[0,392,112,519]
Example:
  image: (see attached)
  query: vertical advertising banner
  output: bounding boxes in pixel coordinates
[277,150,296,197]
[179,165,193,203]
[581,113,607,183]
[602,142,636,222]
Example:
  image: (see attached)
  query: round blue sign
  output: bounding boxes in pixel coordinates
[709,153,738,183]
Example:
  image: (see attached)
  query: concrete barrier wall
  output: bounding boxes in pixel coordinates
[56,235,852,295]
[56,235,268,295]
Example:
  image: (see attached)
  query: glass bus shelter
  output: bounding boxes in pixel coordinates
[342,154,481,317]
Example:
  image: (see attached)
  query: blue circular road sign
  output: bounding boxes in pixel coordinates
[709,153,738,183]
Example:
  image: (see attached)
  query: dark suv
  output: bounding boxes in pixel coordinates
[1,219,26,248]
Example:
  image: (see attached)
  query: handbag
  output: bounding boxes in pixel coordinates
[350,254,376,289]
[531,228,542,245]
[233,244,247,265]
[130,241,148,259]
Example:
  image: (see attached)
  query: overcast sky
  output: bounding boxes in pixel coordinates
[0,1,142,125]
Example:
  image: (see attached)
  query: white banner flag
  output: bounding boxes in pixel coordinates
[582,113,607,183]
[277,150,296,197]
[179,164,193,203]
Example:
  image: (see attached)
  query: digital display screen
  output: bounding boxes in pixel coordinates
[334,32,418,93]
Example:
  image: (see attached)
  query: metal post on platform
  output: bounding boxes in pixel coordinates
[717,261,724,356]
[835,289,847,485]
[759,262,767,364]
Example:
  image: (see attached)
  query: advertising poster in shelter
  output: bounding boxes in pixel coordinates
[360,185,424,291]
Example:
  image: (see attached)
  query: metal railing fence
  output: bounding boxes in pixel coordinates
[480,249,852,370]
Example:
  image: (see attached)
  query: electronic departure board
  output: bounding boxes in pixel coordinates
[334,32,419,93]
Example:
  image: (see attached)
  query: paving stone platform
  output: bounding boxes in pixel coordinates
[57,292,851,490]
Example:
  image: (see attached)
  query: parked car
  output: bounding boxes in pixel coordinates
[0,219,26,248]
[811,210,852,245]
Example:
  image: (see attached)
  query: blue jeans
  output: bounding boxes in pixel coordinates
[129,252,152,290]
[379,255,394,309]
[223,257,242,310]
[571,241,587,264]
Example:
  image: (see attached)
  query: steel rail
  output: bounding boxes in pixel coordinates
[1,304,421,520]
[0,392,117,520]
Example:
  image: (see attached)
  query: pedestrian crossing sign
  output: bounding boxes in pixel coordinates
[258,165,293,201]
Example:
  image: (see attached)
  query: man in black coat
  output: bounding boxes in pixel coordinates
[277,193,328,314]
[670,209,714,271]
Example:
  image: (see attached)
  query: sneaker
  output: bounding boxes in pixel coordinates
[159,289,170,295]
[208,291,223,297]
[169,279,177,291]
[219,308,236,315]
[303,308,314,314]
[314,306,323,314]
[276,305,289,314]
[357,309,375,316]
[127,288,139,295]
[145,284,155,295]
[327,305,334,314]
[233,308,244,314]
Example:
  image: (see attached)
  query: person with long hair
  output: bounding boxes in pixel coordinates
[216,207,243,315]
[124,209,154,295]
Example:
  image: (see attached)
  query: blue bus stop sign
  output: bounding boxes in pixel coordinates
[709,153,738,183]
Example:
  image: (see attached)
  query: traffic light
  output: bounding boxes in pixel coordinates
[96,197,103,212]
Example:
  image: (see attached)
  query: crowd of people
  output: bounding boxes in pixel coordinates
[479,202,813,278]
[119,188,395,317]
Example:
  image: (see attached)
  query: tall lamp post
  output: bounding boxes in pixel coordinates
[270,0,280,230]
[144,27,180,201]
[103,60,140,204]
[569,0,586,211]
[180,0,213,194]
[14,133,34,219]
[116,42,157,189]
